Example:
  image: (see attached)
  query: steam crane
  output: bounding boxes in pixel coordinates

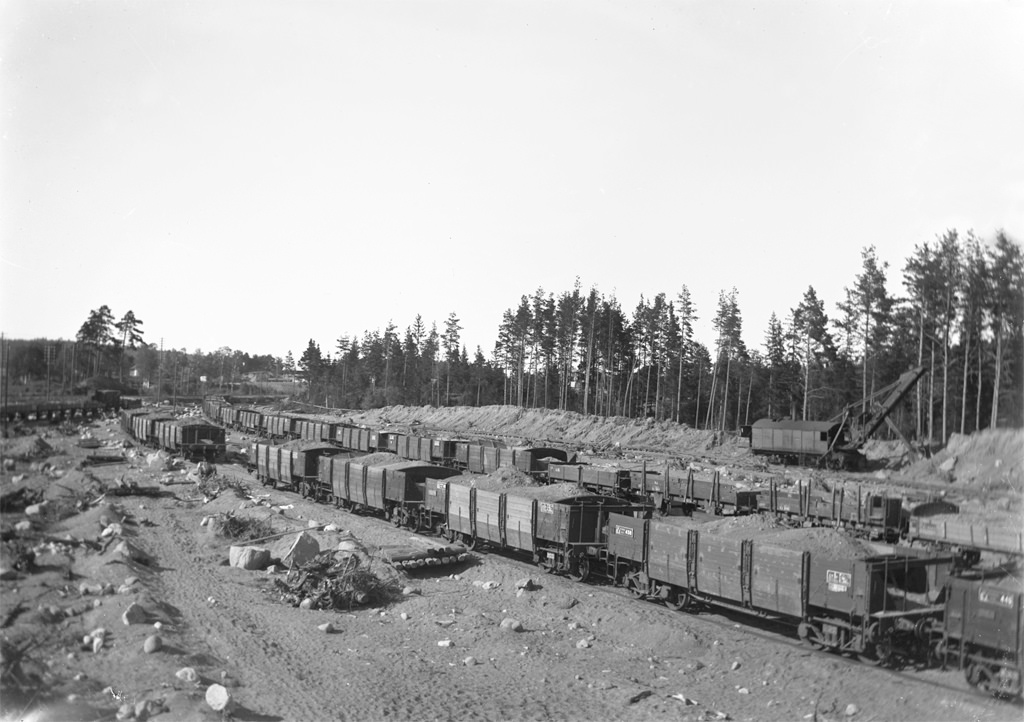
[823,365,927,469]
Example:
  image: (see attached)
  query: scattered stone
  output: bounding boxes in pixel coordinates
[323,523,339,532]
[205,683,234,713]
[738,687,749,694]
[402,586,421,596]
[436,619,455,628]
[317,622,335,633]
[265,564,283,574]
[463,656,478,666]
[307,519,320,528]
[143,635,162,653]
[576,639,591,649]
[200,516,210,527]
[228,545,271,571]
[938,456,957,473]
[114,540,149,564]
[273,532,319,568]
[153,621,163,630]
[516,577,538,591]
[567,621,580,631]
[116,703,134,720]
[481,581,499,590]
[500,618,524,632]
[176,667,199,684]
[122,602,148,625]
[25,501,49,516]
[731,661,741,671]
[437,639,453,647]
[845,703,859,716]
[14,520,32,532]
[299,598,314,610]
[400,613,409,621]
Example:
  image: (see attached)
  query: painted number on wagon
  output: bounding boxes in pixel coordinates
[614,525,633,536]
[826,570,851,593]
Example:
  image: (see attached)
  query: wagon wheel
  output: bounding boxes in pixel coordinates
[664,587,691,612]
[568,557,591,583]
[626,574,646,599]
[537,553,557,574]
[406,512,423,533]
[461,533,477,551]
[798,622,826,650]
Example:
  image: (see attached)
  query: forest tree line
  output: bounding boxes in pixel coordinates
[3,230,1021,446]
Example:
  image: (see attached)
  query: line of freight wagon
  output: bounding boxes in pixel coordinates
[199,398,1024,564]
[122,404,1024,699]
[120,406,1024,700]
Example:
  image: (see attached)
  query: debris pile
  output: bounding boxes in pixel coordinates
[272,548,400,611]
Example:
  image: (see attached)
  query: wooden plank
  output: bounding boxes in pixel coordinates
[475,489,503,544]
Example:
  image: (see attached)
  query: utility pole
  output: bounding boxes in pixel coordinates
[157,338,164,405]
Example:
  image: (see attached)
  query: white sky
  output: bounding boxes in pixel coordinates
[2,1,1021,361]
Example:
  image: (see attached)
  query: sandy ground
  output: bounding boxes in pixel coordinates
[1,411,1021,722]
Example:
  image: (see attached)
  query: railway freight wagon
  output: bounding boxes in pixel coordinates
[937,568,1024,697]
[254,440,348,497]
[236,408,263,434]
[291,417,337,444]
[604,512,954,665]
[153,419,226,461]
[432,480,638,581]
[317,457,460,525]
[757,480,903,540]
[908,515,1024,564]
[546,463,633,496]
[129,411,175,448]
[632,467,759,515]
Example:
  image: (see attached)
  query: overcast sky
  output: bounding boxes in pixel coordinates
[2,1,1021,361]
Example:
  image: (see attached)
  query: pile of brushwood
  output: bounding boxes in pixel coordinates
[272,551,400,611]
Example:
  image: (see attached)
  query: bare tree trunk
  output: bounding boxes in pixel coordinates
[990,317,1004,428]
[960,330,970,435]
[928,342,935,444]
[694,362,702,429]
[975,340,983,431]
[916,310,924,439]
[745,367,753,425]
[802,333,811,420]
[721,355,732,432]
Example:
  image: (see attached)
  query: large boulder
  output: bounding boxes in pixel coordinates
[228,546,271,571]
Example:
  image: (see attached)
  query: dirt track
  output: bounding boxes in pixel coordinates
[1,413,1020,722]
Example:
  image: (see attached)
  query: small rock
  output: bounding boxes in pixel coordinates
[576,639,591,649]
[437,639,453,647]
[731,661,741,671]
[153,621,163,630]
[567,621,580,631]
[307,519,320,528]
[463,656,478,666]
[143,634,162,653]
[134,699,150,721]
[91,636,104,654]
[500,618,524,632]
[845,703,859,716]
[176,667,199,684]
[738,687,749,694]
[200,516,210,527]
[481,581,499,590]
[317,622,335,633]
[115,703,133,720]
[205,683,234,712]
[122,602,148,625]
[299,598,313,610]
[400,613,409,621]
[516,577,537,591]
[402,586,420,596]
[323,523,339,532]
[938,456,957,473]
[25,501,48,516]
[14,520,32,532]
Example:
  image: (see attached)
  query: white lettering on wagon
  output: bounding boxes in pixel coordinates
[614,525,634,537]
[826,570,851,593]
